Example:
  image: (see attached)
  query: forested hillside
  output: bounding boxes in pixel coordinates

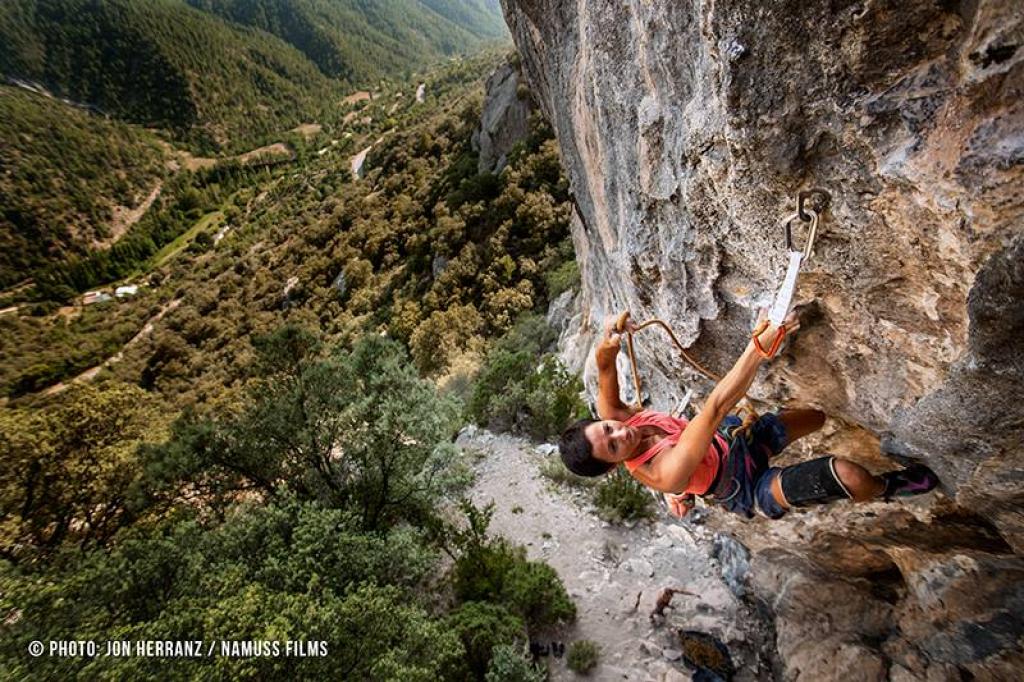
[185,0,507,80]
[0,86,167,287]
[1,46,590,678]
[0,0,505,156]
[0,0,337,153]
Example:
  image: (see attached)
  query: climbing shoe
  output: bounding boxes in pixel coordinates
[881,464,939,500]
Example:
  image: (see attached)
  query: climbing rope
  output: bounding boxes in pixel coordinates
[612,189,830,434]
[613,310,761,433]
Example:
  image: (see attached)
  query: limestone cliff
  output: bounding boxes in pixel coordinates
[472,60,534,173]
[502,0,1023,679]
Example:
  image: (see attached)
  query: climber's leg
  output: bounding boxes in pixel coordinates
[761,456,940,516]
[831,458,884,501]
[776,408,826,448]
[760,456,855,515]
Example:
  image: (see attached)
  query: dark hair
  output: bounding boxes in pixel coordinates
[559,418,614,477]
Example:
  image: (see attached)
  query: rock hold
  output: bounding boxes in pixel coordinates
[710,534,750,599]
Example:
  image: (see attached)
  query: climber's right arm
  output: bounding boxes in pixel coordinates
[595,315,639,421]
[631,313,798,493]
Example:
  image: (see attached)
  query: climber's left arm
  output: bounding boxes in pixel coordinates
[632,347,762,493]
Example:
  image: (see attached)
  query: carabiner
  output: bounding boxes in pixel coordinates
[798,188,831,222]
[783,208,819,261]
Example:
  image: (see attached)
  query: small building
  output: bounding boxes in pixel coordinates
[114,285,139,298]
[83,291,113,305]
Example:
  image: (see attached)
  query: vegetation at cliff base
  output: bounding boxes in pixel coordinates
[0,330,574,679]
[0,33,592,676]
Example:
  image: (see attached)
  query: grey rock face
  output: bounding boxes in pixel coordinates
[472,61,533,173]
[711,533,750,599]
[501,0,1024,677]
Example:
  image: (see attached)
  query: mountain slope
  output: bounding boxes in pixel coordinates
[0,85,166,288]
[0,0,338,153]
[185,0,508,81]
[418,0,508,40]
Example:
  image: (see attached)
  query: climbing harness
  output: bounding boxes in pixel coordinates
[752,189,830,357]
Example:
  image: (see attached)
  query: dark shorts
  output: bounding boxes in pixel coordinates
[715,413,789,519]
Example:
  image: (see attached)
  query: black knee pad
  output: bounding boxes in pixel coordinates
[779,456,852,507]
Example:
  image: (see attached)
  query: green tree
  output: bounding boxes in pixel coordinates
[0,384,169,561]
[142,327,469,530]
[446,601,526,679]
[0,499,463,680]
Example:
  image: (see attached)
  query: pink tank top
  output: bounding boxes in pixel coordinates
[622,410,727,495]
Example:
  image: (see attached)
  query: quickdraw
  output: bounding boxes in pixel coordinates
[752,189,829,358]
[610,189,829,437]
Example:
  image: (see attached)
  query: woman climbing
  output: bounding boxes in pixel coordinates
[558,311,940,519]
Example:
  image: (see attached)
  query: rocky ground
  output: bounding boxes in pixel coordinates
[459,427,779,681]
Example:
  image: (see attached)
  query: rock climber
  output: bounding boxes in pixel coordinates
[558,311,940,519]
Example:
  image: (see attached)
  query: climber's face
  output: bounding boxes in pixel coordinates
[585,419,640,463]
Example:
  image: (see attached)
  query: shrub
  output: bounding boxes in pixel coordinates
[452,502,576,630]
[468,347,533,431]
[539,456,597,489]
[524,355,589,440]
[446,601,526,679]
[485,644,546,682]
[544,259,579,299]
[409,304,485,376]
[468,316,587,439]
[566,640,600,675]
[502,557,577,627]
[592,470,655,524]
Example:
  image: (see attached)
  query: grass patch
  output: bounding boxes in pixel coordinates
[592,469,654,524]
[152,210,224,267]
[567,640,600,675]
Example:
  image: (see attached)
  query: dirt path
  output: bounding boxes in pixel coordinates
[0,279,34,301]
[290,123,322,139]
[343,90,373,106]
[236,142,294,164]
[98,181,163,248]
[460,429,776,681]
[41,299,181,396]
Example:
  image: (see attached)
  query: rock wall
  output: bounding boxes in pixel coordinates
[502,0,1023,679]
[472,60,533,173]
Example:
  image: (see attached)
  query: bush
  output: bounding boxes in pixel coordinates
[409,304,485,376]
[452,502,576,630]
[446,601,526,679]
[539,456,597,489]
[486,644,546,682]
[468,317,587,439]
[544,259,579,299]
[566,640,600,675]
[525,355,589,440]
[502,556,577,628]
[592,470,655,524]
